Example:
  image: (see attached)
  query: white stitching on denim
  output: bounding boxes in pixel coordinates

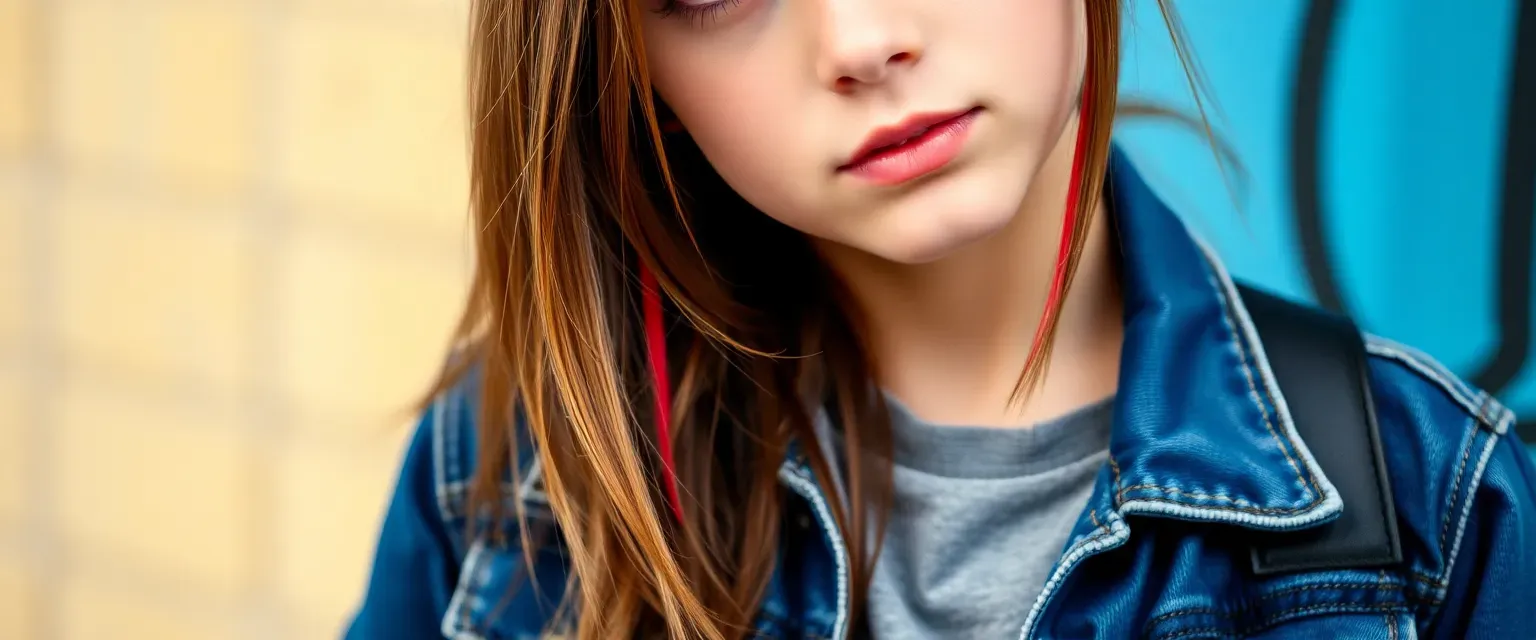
[1118,494,1340,530]
[432,394,456,524]
[1437,429,1501,598]
[1119,486,1303,512]
[1489,403,1515,436]
[1436,416,1479,568]
[777,462,850,640]
[1018,515,1130,639]
[1363,335,1485,420]
[1191,236,1350,517]
[1380,570,1400,640]
[1211,281,1308,486]
[438,480,528,509]
[1191,236,1315,499]
[1469,393,1516,436]
[441,538,491,640]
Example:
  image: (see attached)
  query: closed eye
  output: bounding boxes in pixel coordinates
[655,0,746,26]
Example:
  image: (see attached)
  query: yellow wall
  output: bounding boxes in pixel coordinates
[0,0,475,637]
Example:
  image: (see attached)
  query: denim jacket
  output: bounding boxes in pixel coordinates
[346,150,1536,639]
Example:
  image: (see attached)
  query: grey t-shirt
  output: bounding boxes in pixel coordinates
[834,395,1113,640]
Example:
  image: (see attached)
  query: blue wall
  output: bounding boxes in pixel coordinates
[1115,0,1535,455]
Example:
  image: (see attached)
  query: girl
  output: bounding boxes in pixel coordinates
[347,0,1536,638]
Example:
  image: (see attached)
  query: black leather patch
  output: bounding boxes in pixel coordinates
[1237,284,1403,576]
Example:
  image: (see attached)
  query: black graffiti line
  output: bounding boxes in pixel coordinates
[1496,1,1536,444]
[1290,0,1536,444]
[1474,0,1536,404]
[1290,0,1348,315]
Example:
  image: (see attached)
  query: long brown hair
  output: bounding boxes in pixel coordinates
[428,1,1204,637]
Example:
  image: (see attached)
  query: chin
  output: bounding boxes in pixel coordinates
[865,179,1026,264]
[865,202,1019,265]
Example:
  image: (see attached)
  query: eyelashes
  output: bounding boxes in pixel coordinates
[655,0,746,26]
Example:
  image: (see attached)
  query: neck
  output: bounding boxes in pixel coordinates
[817,120,1123,427]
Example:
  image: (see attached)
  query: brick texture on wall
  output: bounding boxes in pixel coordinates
[3,0,475,637]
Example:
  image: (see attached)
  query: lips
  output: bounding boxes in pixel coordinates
[841,107,981,169]
[838,107,983,186]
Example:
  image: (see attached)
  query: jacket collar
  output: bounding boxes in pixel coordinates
[1098,147,1340,530]
[777,148,1343,533]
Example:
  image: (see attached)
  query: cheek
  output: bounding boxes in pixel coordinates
[671,76,808,209]
[962,0,1083,105]
[646,39,828,228]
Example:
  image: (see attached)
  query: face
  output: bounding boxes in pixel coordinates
[641,0,1086,264]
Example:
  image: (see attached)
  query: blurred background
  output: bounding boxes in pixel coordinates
[1,0,474,638]
[0,0,1530,638]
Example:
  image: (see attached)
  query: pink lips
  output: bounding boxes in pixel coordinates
[838,107,982,186]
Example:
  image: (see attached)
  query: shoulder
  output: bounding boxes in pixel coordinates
[1361,333,1513,470]
[1361,334,1508,432]
[409,364,551,548]
[402,366,572,637]
[1361,333,1518,485]
[1357,334,1536,607]
[349,364,565,639]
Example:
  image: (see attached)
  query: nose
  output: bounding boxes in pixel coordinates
[815,0,924,92]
